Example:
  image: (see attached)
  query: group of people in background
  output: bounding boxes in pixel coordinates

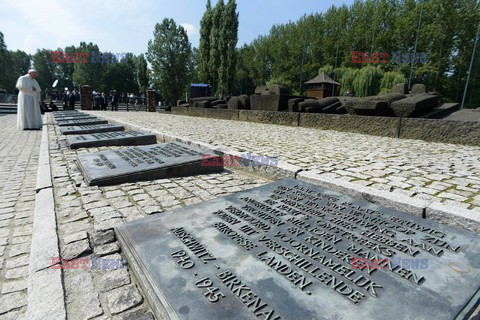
[92,90,118,111]
[91,90,147,111]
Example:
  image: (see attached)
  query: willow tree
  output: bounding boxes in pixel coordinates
[380,72,406,94]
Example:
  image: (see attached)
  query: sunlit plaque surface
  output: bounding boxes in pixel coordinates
[116,179,480,320]
[66,131,156,149]
[60,124,125,135]
[77,142,223,186]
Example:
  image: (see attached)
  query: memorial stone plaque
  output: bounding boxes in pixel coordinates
[54,111,85,116]
[60,124,125,135]
[53,112,81,118]
[77,142,223,186]
[66,131,157,149]
[57,118,108,126]
[116,179,480,320]
[53,110,78,114]
[55,115,97,121]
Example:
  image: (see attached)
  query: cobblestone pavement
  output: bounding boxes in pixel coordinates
[88,111,480,213]
[49,115,270,319]
[0,115,41,320]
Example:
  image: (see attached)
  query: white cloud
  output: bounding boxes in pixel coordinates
[22,35,46,54]
[180,23,199,39]
[3,0,95,53]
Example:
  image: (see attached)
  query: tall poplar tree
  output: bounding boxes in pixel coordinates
[199,0,213,84]
[136,53,149,94]
[209,0,224,95]
[218,0,239,97]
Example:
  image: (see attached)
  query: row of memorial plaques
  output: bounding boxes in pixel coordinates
[54,112,224,186]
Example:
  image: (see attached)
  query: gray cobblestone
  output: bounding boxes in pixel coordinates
[106,285,143,315]
[87,111,480,212]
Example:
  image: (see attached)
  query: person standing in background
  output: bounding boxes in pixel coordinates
[68,90,76,110]
[111,90,118,111]
[100,92,107,111]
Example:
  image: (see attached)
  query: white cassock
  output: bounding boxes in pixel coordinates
[16,74,43,130]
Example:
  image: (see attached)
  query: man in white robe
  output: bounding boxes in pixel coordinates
[16,69,43,130]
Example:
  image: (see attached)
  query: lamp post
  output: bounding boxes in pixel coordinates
[408,3,424,91]
[461,20,480,110]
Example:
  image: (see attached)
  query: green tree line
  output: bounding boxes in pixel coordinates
[1,0,479,107]
[0,33,148,97]
[235,0,480,106]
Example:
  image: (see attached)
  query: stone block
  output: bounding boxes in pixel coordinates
[239,110,299,126]
[399,118,480,146]
[196,100,212,108]
[188,96,217,108]
[390,83,408,94]
[343,98,391,116]
[250,94,290,111]
[203,109,239,120]
[288,98,303,112]
[390,94,439,117]
[299,113,400,137]
[411,84,427,94]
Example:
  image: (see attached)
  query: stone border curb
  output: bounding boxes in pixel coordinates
[27,115,66,320]
[86,112,480,233]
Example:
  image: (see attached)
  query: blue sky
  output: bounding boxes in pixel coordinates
[1,0,356,55]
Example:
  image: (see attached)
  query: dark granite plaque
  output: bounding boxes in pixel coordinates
[54,112,85,116]
[116,179,480,320]
[57,118,108,126]
[53,111,78,114]
[77,142,223,186]
[53,112,81,118]
[55,115,97,121]
[66,131,157,149]
[60,124,125,135]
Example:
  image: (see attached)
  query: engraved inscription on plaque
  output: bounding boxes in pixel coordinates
[57,118,108,126]
[66,131,157,149]
[116,179,480,320]
[54,112,86,119]
[60,124,125,135]
[55,115,97,121]
[77,142,224,186]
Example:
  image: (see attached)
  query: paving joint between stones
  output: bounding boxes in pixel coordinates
[84,111,480,232]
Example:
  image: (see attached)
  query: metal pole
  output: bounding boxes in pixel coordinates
[409,3,423,90]
[365,0,377,97]
[461,20,480,109]
[333,14,343,96]
[299,26,308,95]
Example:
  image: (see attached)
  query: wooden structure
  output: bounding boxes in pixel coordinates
[304,72,340,98]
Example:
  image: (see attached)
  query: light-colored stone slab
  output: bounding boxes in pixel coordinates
[426,202,480,233]
[26,268,66,320]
